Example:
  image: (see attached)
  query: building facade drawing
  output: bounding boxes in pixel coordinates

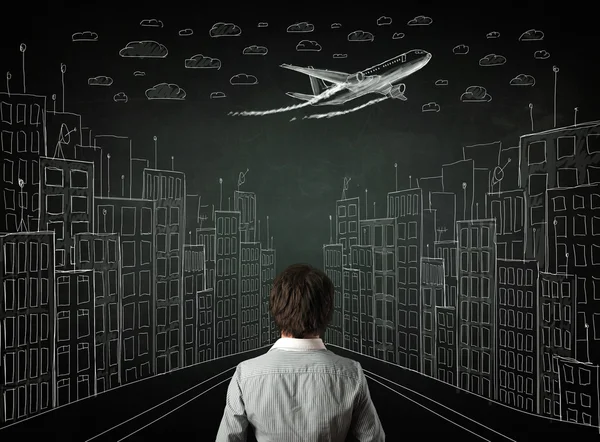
[142,169,185,373]
[240,242,260,351]
[0,232,55,424]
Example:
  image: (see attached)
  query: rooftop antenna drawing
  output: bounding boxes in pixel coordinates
[60,63,66,112]
[19,43,26,93]
[342,176,351,200]
[53,122,76,159]
[153,136,158,169]
[238,168,249,191]
[6,71,11,96]
[553,65,559,128]
[491,158,511,191]
[528,103,534,131]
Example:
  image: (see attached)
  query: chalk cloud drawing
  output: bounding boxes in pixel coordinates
[486,31,500,38]
[460,85,492,102]
[242,45,268,56]
[72,31,98,42]
[184,54,221,69]
[145,83,186,100]
[331,22,342,29]
[435,79,448,86]
[408,15,433,26]
[519,28,544,41]
[479,53,507,66]
[422,102,440,112]
[392,32,405,39]
[119,41,168,58]
[140,18,163,28]
[296,40,322,52]
[113,92,128,102]
[348,30,374,42]
[333,53,348,59]
[210,91,226,99]
[453,44,469,55]
[510,74,536,86]
[377,16,392,26]
[230,74,258,86]
[133,71,145,76]
[87,76,113,86]
[178,28,193,36]
[257,22,268,28]
[209,22,241,37]
[287,22,314,33]
[534,50,551,59]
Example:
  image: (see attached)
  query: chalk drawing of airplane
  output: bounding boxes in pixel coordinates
[282,49,432,106]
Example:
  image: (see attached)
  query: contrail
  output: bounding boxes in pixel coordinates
[228,85,342,117]
[302,96,388,120]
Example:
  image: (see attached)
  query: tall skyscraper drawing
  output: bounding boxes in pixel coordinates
[342,266,361,352]
[183,244,205,366]
[359,218,397,363]
[388,189,423,370]
[240,242,261,351]
[94,197,155,383]
[420,257,445,377]
[214,210,241,357]
[497,259,539,413]
[142,169,186,373]
[74,232,122,393]
[0,231,55,423]
[350,244,375,356]
[538,271,576,419]
[0,92,47,233]
[435,305,457,385]
[197,288,214,363]
[323,243,343,346]
[260,248,276,345]
[456,219,497,400]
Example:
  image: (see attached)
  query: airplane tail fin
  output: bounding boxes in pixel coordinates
[307,65,329,95]
[286,91,314,101]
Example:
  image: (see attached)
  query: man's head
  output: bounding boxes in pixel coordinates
[270,263,334,338]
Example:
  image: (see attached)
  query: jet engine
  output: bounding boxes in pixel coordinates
[346,71,365,84]
[389,83,407,100]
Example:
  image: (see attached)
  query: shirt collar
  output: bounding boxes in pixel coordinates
[270,337,327,351]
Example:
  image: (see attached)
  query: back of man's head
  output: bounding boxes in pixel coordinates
[269,263,334,338]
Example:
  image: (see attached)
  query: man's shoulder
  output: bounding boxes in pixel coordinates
[236,348,364,379]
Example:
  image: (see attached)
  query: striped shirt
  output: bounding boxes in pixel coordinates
[215,338,385,441]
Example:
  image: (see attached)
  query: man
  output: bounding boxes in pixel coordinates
[216,263,385,441]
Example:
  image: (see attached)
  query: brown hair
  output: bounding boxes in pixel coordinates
[269,263,334,338]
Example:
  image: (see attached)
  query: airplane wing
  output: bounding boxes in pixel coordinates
[280,64,349,85]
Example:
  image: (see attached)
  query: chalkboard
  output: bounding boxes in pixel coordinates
[0,4,599,440]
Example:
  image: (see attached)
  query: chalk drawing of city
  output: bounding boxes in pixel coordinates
[1,11,599,440]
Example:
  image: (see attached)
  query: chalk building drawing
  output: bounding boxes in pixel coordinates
[0,86,280,428]
[0,92,46,233]
[323,119,600,430]
[260,247,276,344]
[0,231,55,423]
[240,242,260,351]
[182,244,205,367]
